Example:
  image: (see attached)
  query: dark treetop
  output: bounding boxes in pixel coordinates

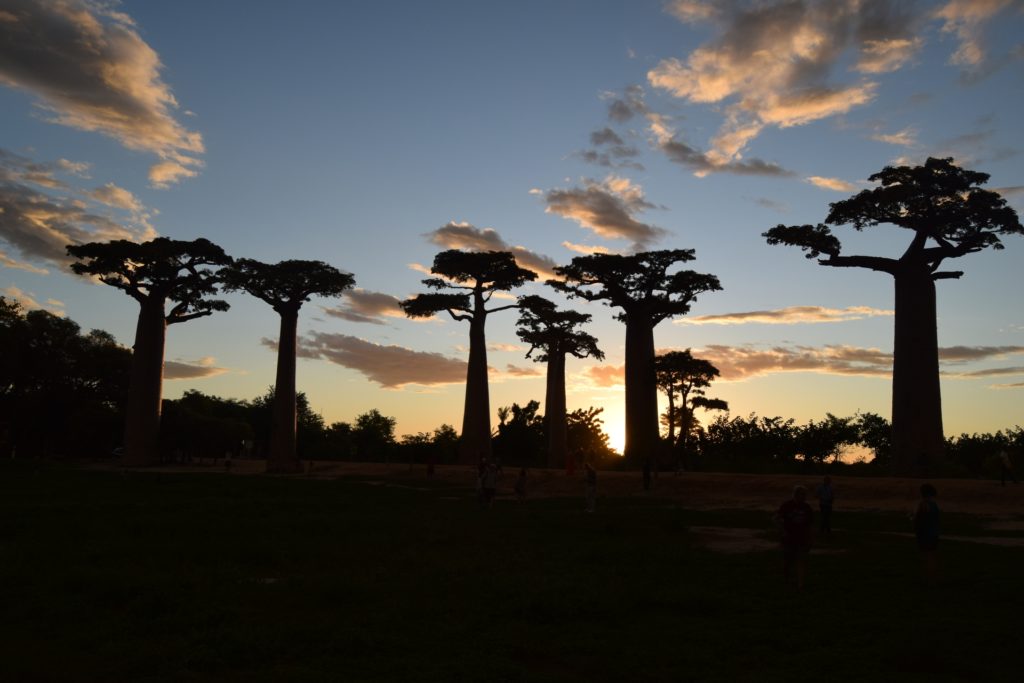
[516,295,603,363]
[66,237,231,323]
[220,259,355,312]
[400,250,537,319]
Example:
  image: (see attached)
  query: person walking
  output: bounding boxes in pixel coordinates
[774,485,814,590]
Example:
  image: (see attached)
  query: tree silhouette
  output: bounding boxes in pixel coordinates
[222,259,354,473]
[764,158,1022,475]
[401,249,536,463]
[551,251,722,468]
[655,349,728,469]
[67,238,231,466]
[516,295,603,469]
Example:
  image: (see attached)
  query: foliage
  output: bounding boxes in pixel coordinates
[401,249,536,319]
[493,400,546,466]
[796,413,860,466]
[353,409,397,462]
[220,258,355,313]
[515,295,603,363]
[655,349,727,445]
[566,407,617,466]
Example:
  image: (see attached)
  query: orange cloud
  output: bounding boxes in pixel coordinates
[677,305,893,326]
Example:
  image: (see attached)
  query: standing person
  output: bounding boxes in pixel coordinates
[914,483,941,584]
[584,461,597,513]
[482,460,499,508]
[774,485,814,590]
[816,476,835,533]
[999,449,1018,486]
[514,467,527,502]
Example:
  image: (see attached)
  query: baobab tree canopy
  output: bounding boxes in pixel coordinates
[516,295,603,363]
[763,157,1022,475]
[67,237,231,323]
[221,259,355,312]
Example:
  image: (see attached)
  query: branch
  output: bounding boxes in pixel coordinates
[485,303,520,315]
[819,254,899,275]
[931,271,964,280]
[445,309,473,322]
[167,310,213,325]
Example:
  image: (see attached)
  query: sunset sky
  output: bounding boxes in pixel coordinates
[2,0,1023,452]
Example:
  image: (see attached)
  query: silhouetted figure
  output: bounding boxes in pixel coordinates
[775,485,814,590]
[816,476,834,533]
[514,468,527,502]
[584,462,597,513]
[999,449,1017,486]
[914,483,940,585]
[482,461,499,508]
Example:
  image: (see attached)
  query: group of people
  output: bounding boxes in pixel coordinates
[476,456,599,511]
[774,477,942,590]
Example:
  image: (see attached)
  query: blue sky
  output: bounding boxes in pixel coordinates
[2,0,1023,451]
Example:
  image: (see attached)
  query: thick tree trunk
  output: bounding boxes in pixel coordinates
[623,314,658,469]
[268,308,301,473]
[123,298,166,466]
[545,351,568,468]
[891,269,945,476]
[459,301,492,464]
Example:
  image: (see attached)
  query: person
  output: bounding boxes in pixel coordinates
[999,449,1017,486]
[584,462,597,512]
[482,460,499,508]
[774,485,814,590]
[914,483,940,584]
[514,468,527,502]
[816,476,834,533]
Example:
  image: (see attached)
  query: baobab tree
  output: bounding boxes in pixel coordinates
[221,259,354,473]
[764,157,1022,475]
[550,251,722,469]
[655,349,728,470]
[516,295,603,469]
[67,237,231,466]
[401,249,536,463]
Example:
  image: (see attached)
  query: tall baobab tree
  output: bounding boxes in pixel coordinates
[655,349,728,469]
[67,237,231,466]
[551,251,722,469]
[401,249,536,463]
[765,158,1022,475]
[516,295,603,469]
[221,259,354,473]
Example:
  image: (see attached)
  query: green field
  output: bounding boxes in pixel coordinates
[1,461,1020,682]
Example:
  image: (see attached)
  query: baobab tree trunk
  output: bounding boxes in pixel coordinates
[459,306,492,464]
[545,351,568,468]
[891,269,945,476]
[123,298,166,466]
[268,307,301,473]
[623,314,658,469]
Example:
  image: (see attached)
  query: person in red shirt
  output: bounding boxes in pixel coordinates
[774,485,814,590]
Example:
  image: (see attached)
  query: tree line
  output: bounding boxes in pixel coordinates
[9,157,1018,477]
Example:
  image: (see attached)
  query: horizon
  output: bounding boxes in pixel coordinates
[2,0,1023,452]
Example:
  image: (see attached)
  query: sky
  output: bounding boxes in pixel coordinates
[2,0,1023,453]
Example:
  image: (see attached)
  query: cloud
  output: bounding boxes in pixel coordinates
[691,343,1024,381]
[88,183,143,211]
[806,175,858,192]
[164,357,228,380]
[590,127,624,146]
[755,197,787,212]
[0,1,203,187]
[322,289,405,325]
[648,1,931,164]
[1,284,64,315]
[991,382,1024,389]
[660,137,794,177]
[993,186,1024,197]
[678,305,894,326]
[503,363,542,378]
[148,160,200,189]
[288,332,467,388]
[543,176,667,250]
[603,84,648,122]
[425,221,559,279]
[0,249,48,274]
[490,342,525,352]
[577,364,625,388]
[935,0,1013,67]
[870,128,918,146]
[562,241,613,255]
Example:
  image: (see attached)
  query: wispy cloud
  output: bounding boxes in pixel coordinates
[164,357,228,380]
[1,284,64,315]
[806,176,858,192]
[677,305,893,326]
[870,127,918,146]
[322,289,405,325]
[543,175,667,250]
[935,0,1014,68]
[576,364,625,389]
[424,221,558,279]
[0,0,203,187]
[561,241,613,256]
[288,332,467,388]
[0,249,48,274]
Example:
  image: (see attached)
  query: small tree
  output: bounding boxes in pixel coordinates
[765,158,1022,475]
[516,295,603,469]
[67,238,231,466]
[655,349,728,469]
[222,259,354,473]
[401,249,536,463]
[551,251,721,470]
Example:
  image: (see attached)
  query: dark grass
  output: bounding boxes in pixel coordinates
[1,461,1020,682]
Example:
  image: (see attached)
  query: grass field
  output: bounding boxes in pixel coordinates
[1,460,1021,682]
